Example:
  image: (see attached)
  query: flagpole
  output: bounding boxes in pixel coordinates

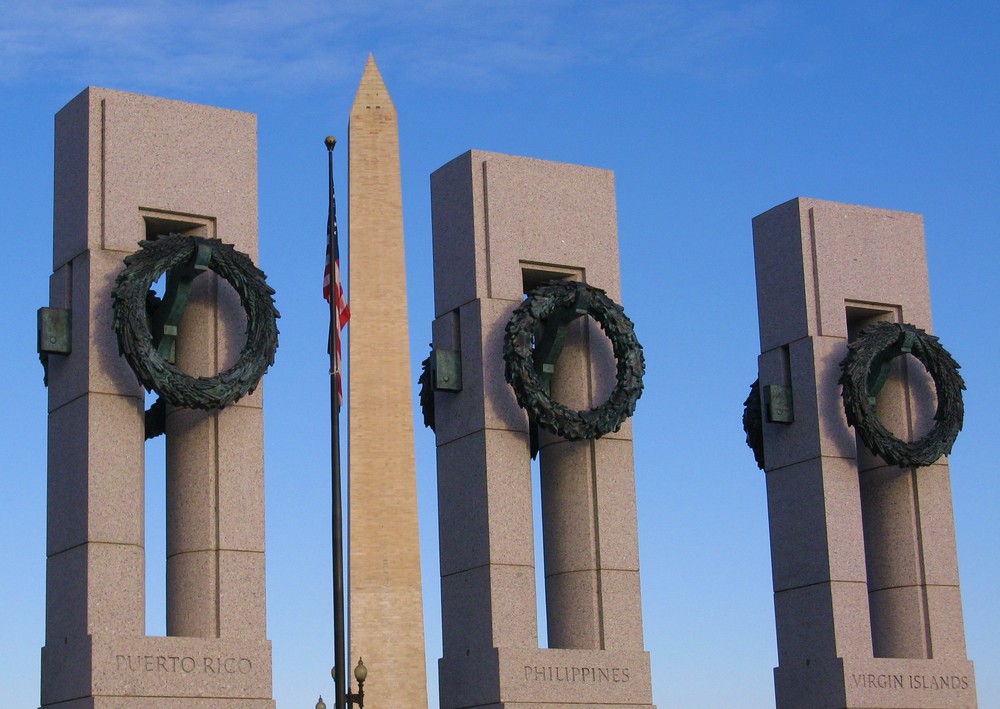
[326,135,348,709]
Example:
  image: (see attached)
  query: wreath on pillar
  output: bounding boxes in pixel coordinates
[418,353,435,431]
[112,233,279,411]
[742,379,765,470]
[502,280,644,441]
[839,321,964,468]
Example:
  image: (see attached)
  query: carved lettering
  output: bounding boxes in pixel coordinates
[114,653,252,676]
[522,665,632,683]
[909,674,970,690]
[850,673,971,691]
[851,673,904,689]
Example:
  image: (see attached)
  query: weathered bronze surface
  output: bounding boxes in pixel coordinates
[151,240,212,363]
[742,379,765,470]
[839,321,964,468]
[418,354,435,430]
[418,348,462,432]
[112,233,279,413]
[765,384,794,424]
[37,307,71,386]
[502,279,644,444]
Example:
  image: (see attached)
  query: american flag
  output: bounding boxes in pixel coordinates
[324,177,350,407]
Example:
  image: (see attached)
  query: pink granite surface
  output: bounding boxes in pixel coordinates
[42,87,272,708]
[752,197,974,708]
[431,151,653,709]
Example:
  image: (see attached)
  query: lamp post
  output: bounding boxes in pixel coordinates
[317,657,367,709]
[347,657,367,707]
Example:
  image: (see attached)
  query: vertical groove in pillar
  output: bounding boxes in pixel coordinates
[211,274,221,639]
[583,320,606,649]
[912,467,933,656]
[213,412,221,639]
[100,99,106,248]
[807,208,822,336]
[589,439,606,651]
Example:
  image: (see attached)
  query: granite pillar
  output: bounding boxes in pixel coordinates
[431,150,654,708]
[751,197,976,708]
[40,87,273,708]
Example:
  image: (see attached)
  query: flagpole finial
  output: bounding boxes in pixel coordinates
[325,136,337,151]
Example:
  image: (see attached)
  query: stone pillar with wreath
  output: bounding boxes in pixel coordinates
[425,150,655,709]
[37,87,277,708]
[745,197,976,709]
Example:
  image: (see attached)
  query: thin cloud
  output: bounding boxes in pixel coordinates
[567,1,784,79]
[379,0,784,88]
[0,0,359,94]
[0,0,783,95]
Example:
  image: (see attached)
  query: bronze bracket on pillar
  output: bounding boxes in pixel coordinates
[150,241,213,364]
[142,241,212,439]
[865,327,919,406]
[432,348,463,392]
[418,347,462,432]
[532,285,592,397]
[764,384,794,424]
[527,285,592,457]
[37,307,72,386]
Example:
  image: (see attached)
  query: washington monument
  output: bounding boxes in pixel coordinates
[347,54,428,707]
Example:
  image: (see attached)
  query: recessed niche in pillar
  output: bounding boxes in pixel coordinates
[846,302,936,660]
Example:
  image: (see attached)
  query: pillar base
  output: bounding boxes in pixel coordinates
[41,634,273,708]
[440,647,654,709]
[775,657,976,709]
[43,700,275,709]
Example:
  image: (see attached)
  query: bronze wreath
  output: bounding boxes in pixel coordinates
[112,233,279,410]
[418,353,435,431]
[502,280,644,440]
[742,379,765,470]
[839,321,964,468]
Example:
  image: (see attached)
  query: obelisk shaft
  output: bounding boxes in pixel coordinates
[347,54,428,708]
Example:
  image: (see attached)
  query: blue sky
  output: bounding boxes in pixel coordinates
[2,2,999,707]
